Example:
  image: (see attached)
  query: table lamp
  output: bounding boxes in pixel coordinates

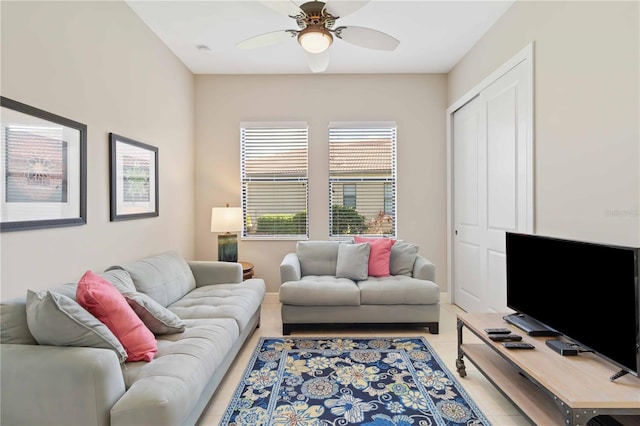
[210,204,243,262]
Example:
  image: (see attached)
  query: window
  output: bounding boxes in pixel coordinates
[241,123,308,239]
[329,122,397,237]
[343,184,356,208]
[384,183,394,217]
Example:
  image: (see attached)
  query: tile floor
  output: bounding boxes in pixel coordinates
[198,295,532,425]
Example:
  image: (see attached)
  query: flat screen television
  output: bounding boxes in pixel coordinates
[505,232,640,378]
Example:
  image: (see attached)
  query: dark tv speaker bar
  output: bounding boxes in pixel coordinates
[546,339,578,356]
[503,313,560,336]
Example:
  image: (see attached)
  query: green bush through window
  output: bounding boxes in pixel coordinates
[256,211,307,235]
[331,205,366,235]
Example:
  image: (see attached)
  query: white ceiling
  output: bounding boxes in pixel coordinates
[126,0,515,74]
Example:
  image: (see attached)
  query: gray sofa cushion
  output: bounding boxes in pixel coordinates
[336,242,370,281]
[297,241,340,276]
[168,279,265,330]
[357,277,440,305]
[112,318,239,425]
[279,277,360,306]
[108,251,196,307]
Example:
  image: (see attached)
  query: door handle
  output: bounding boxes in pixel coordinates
[455,230,458,235]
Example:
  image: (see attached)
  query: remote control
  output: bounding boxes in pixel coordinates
[484,328,512,334]
[489,334,523,342]
[503,342,535,349]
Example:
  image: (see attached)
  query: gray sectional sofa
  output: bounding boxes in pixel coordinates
[279,240,440,335]
[0,251,265,426]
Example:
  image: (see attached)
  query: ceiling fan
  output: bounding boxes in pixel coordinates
[236,0,400,73]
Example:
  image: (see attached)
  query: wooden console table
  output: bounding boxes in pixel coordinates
[456,312,640,425]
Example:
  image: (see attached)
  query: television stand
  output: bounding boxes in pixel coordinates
[503,312,560,336]
[457,312,640,425]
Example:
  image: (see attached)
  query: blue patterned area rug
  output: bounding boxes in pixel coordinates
[220,336,490,425]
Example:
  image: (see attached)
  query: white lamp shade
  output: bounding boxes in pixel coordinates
[299,29,332,53]
[210,207,243,232]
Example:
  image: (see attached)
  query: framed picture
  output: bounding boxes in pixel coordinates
[109,133,158,221]
[0,97,87,232]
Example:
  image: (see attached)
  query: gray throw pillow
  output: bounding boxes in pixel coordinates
[390,241,419,276]
[125,292,186,335]
[99,269,136,294]
[336,242,371,281]
[25,290,127,363]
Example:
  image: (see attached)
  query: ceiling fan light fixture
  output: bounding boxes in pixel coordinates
[298,26,333,53]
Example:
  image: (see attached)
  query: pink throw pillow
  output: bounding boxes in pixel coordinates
[354,237,396,277]
[76,270,157,362]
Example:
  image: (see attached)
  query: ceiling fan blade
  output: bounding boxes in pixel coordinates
[236,30,295,50]
[323,1,369,18]
[305,50,330,73]
[259,0,305,18]
[335,26,400,51]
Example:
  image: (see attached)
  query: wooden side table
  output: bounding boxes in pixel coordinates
[240,261,254,280]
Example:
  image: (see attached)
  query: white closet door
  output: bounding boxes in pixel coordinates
[453,95,485,313]
[453,59,531,313]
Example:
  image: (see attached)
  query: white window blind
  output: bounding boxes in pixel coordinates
[241,123,308,239]
[329,122,397,237]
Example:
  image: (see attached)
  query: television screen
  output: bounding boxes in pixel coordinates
[505,232,640,376]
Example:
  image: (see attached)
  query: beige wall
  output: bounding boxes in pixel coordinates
[448,0,640,246]
[0,1,195,299]
[194,74,447,292]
